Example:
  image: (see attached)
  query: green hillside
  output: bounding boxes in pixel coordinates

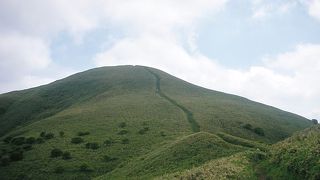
[258,124,320,179]
[0,65,313,179]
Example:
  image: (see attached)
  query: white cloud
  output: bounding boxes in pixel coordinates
[251,0,297,20]
[0,33,51,81]
[304,0,320,21]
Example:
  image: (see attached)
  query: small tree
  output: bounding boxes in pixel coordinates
[50,148,63,158]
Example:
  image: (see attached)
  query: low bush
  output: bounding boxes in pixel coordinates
[85,142,100,150]
[35,137,44,144]
[10,151,23,161]
[54,166,65,174]
[121,138,129,144]
[104,139,114,146]
[118,122,126,128]
[118,130,128,135]
[71,137,84,144]
[103,155,118,162]
[243,123,253,130]
[62,151,72,160]
[50,148,63,158]
[160,131,166,137]
[253,127,265,136]
[26,137,36,144]
[40,132,46,138]
[22,144,32,151]
[138,127,149,135]
[44,133,54,140]
[1,156,10,166]
[3,136,12,144]
[11,137,25,146]
[59,131,65,137]
[79,164,91,172]
[77,131,90,136]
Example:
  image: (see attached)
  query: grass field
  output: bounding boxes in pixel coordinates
[0,65,313,179]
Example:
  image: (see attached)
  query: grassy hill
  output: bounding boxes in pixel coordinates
[0,65,313,179]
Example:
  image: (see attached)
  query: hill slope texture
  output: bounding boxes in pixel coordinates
[0,65,312,179]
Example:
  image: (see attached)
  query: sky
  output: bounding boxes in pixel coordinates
[0,0,320,120]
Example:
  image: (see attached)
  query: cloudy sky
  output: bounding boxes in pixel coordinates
[1,0,320,120]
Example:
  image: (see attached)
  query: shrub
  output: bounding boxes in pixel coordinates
[3,136,12,144]
[35,137,44,144]
[121,138,129,144]
[85,142,100,150]
[160,131,166,137]
[138,127,149,135]
[77,131,90,136]
[40,132,46,137]
[104,139,114,146]
[59,131,65,137]
[118,130,128,135]
[243,123,253,130]
[22,144,32,151]
[50,148,63,158]
[44,133,54,140]
[79,164,91,172]
[11,137,25,145]
[26,137,36,144]
[62,151,72,160]
[54,166,65,174]
[103,155,118,162]
[253,127,265,136]
[118,122,126,128]
[10,151,23,161]
[71,137,84,144]
[1,156,10,166]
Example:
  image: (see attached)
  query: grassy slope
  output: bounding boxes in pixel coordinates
[0,65,313,179]
[156,151,257,180]
[259,124,320,179]
[96,132,248,179]
[149,67,312,143]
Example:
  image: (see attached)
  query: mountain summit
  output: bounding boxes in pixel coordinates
[0,65,312,179]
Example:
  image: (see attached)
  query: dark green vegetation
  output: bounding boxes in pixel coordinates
[0,65,313,179]
[258,125,320,180]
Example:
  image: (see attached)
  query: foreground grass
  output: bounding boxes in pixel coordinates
[156,151,257,180]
